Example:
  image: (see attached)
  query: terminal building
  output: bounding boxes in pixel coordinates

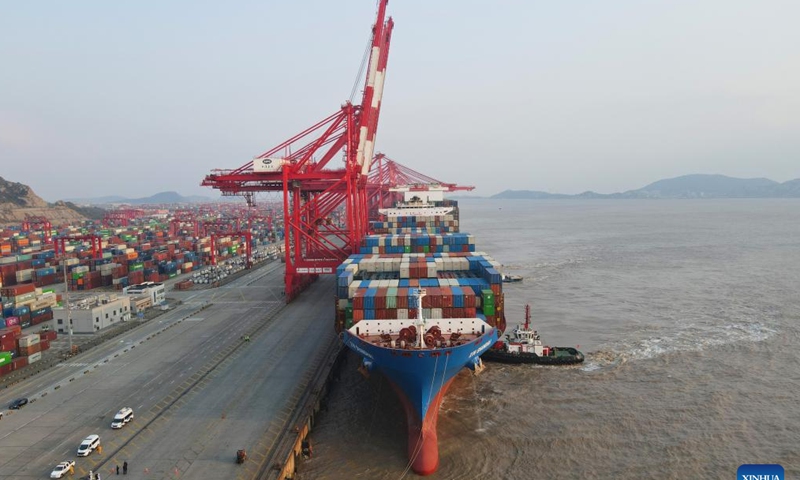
[123,282,166,307]
[52,294,132,334]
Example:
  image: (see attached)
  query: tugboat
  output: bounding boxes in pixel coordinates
[481,305,584,365]
[502,273,523,283]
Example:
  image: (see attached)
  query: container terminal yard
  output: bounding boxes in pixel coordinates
[0,1,515,478]
[0,257,340,479]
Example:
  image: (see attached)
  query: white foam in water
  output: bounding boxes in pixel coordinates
[581,320,778,372]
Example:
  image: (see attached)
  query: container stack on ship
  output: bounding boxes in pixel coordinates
[334,186,507,475]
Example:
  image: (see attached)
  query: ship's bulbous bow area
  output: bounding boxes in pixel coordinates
[392,378,455,476]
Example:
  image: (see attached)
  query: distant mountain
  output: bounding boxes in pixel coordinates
[126,191,213,205]
[64,195,128,204]
[491,175,800,199]
[66,191,215,205]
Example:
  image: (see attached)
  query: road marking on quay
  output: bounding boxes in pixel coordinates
[79,298,289,475]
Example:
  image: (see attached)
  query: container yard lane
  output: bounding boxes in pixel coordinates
[0,262,336,480]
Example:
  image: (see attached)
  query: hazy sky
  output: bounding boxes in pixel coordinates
[2,0,799,201]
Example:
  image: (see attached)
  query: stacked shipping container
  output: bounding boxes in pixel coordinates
[334,201,506,334]
[0,327,55,377]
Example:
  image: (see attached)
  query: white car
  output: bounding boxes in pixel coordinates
[111,407,134,429]
[77,434,100,457]
[50,460,75,478]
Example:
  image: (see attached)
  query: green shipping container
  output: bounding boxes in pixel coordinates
[169,273,178,278]
[484,305,496,316]
[482,290,495,306]
[0,351,12,367]
[423,246,430,253]
[404,245,412,253]
[345,307,353,320]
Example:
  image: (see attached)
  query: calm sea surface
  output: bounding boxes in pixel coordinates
[299,199,800,480]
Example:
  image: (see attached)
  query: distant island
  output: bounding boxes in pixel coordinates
[65,191,223,205]
[489,174,800,199]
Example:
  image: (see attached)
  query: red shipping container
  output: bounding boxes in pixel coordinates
[2,325,22,337]
[1,275,17,287]
[12,356,28,370]
[38,330,57,342]
[2,283,36,297]
[40,339,50,351]
[19,343,41,356]
[0,363,13,376]
[1,338,16,352]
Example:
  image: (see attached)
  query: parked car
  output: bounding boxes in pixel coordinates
[77,434,100,457]
[9,398,28,409]
[50,460,75,478]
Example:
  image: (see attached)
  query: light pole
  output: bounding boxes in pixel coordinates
[61,253,73,353]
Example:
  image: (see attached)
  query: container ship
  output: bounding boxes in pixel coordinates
[334,187,506,475]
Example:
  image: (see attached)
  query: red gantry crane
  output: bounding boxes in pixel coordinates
[210,231,252,268]
[202,0,394,301]
[102,208,145,227]
[22,215,53,244]
[366,153,475,220]
[169,209,200,237]
[54,235,103,260]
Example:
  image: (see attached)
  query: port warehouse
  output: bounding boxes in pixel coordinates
[334,201,506,334]
[0,204,286,379]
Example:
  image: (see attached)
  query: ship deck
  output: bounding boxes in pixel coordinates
[349,317,489,349]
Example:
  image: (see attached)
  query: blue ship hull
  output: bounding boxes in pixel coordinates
[342,328,498,475]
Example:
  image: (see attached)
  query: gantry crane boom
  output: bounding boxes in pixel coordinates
[201,0,394,301]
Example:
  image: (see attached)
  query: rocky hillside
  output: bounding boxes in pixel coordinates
[0,176,101,225]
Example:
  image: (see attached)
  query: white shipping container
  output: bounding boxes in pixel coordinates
[12,292,37,303]
[27,351,42,363]
[14,297,36,309]
[349,280,362,298]
[18,333,41,348]
[16,269,34,282]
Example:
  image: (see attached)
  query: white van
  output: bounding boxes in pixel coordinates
[77,434,100,457]
[111,407,134,429]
